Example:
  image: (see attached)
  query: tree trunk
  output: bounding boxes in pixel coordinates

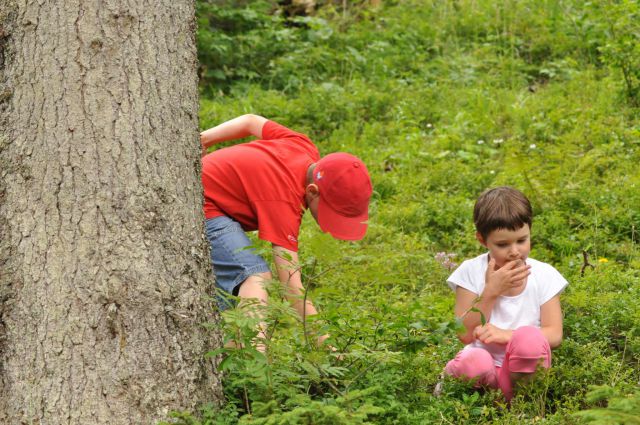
[0,1,223,423]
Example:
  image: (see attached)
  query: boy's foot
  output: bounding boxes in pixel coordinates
[255,340,266,354]
[223,339,265,354]
[433,373,445,397]
[224,340,243,349]
[326,345,346,361]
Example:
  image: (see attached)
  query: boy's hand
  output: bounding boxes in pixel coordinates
[317,334,330,346]
[318,335,345,360]
[484,258,530,297]
[200,135,209,158]
[473,323,513,345]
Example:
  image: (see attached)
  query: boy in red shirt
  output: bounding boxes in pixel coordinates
[201,114,372,347]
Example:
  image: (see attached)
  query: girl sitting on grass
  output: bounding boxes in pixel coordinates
[443,186,568,400]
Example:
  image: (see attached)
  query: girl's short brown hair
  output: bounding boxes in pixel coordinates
[473,186,532,239]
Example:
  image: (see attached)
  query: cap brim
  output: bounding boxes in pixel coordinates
[317,197,368,241]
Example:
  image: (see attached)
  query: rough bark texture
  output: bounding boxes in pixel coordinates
[0,1,223,423]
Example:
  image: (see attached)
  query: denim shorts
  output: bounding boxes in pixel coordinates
[205,216,271,309]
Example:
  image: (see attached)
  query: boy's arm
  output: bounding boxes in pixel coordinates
[200,114,268,155]
[540,295,563,348]
[272,245,328,345]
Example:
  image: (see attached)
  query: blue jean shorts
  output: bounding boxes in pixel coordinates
[205,216,271,309]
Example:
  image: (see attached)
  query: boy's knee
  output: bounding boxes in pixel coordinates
[253,271,273,281]
[238,272,273,302]
[244,272,273,285]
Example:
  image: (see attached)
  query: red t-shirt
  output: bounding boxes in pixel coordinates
[202,121,320,251]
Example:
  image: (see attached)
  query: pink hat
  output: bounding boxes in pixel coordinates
[313,153,372,240]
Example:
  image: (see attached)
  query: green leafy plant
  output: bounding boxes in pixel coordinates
[590,0,640,105]
[191,0,640,423]
[574,385,640,424]
[460,296,487,327]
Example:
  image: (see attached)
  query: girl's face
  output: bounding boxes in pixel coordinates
[477,224,531,268]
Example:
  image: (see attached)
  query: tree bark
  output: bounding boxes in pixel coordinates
[0,1,223,423]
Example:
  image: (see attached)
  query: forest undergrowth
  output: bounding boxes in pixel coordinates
[165,1,640,423]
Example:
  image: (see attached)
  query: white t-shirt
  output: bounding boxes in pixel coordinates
[447,253,568,366]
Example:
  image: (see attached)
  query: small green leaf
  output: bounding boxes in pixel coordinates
[469,307,486,326]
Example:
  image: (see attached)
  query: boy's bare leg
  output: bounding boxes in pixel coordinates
[236,272,272,352]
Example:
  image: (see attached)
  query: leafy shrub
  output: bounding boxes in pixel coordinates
[196,1,306,93]
[192,0,640,423]
[588,0,640,105]
[574,385,640,424]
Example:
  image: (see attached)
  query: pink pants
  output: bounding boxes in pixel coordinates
[444,326,551,400]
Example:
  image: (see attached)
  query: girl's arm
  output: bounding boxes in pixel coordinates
[455,258,531,344]
[540,295,563,348]
[454,286,499,344]
[200,114,268,154]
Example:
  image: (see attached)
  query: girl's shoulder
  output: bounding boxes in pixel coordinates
[526,257,563,276]
[447,253,489,292]
[526,257,569,301]
[453,252,489,276]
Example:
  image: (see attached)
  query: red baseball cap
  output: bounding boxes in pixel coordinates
[312,153,372,240]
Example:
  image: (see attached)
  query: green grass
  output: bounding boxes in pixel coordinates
[171,1,640,423]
